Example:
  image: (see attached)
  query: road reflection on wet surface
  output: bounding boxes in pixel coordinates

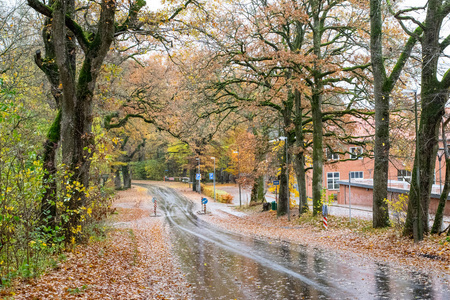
[137,184,450,299]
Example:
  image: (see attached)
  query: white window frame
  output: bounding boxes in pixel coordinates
[397,170,412,182]
[349,171,363,179]
[349,147,363,160]
[327,172,340,190]
[326,149,339,161]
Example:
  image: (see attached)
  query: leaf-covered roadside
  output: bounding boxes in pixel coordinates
[4,187,193,299]
[179,188,450,277]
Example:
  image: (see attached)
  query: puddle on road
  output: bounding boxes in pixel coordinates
[137,184,450,300]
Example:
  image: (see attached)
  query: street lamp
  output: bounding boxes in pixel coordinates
[196,157,201,194]
[233,150,242,207]
[437,148,445,194]
[211,157,216,202]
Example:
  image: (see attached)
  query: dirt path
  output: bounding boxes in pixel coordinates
[8,186,193,299]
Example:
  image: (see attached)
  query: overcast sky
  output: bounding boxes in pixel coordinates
[146,0,163,11]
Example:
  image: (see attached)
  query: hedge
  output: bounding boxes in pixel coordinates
[202,185,234,204]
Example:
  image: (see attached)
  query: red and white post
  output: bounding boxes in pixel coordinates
[152,197,157,216]
[322,205,328,230]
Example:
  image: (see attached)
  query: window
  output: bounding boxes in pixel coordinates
[398,170,412,182]
[326,149,339,160]
[350,147,363,159]
[349,171,363,179]
[327,172,340,190]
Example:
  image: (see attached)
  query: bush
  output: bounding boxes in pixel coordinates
[130,161,147,180]
[202,185,234,204]
[384,194,408,229]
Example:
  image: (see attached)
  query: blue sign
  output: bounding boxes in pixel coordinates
[209,173,214,180]
[152,197,156,203]
[202,198,208,204]
[273,180,280,186]
[196,173,201,180]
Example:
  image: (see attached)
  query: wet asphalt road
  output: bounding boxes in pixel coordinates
[136,183,450,300]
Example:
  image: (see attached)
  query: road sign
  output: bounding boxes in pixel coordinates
[209,173,214,180]
[196,173,201,180]
[273,180,280,186]
[152,197,156,203]
[201,198,208,204]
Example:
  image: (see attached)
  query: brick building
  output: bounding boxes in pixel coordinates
[302,113,450,216]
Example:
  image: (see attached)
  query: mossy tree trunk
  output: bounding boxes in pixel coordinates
[310,0,324,216]
[277,87,294,217]
[294,89,308,214]
[122,165,131,189]
[403,0,450,241]
[278,146,288,216]
[250,176,265,203]
[28,0,117,243]
[431,118,450,234]
[370,0,420,228]
[33,0,74,230]
[431,158,450,234]
[404,94,446,239]
[114,167,122,190]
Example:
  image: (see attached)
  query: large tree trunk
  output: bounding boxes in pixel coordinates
[370,0,390,228]
[431,157,450,234]
[294,89,308,214]
[311,92,323,216]
[190,167,197,192]
[370,0,421,228]
[35,12,65,228]
[40,111,61,228]
[122,164,131,189]
[311,0,323,216]
[277,89,294,216]
[404,94,446,238]
[51,0,116,243]
[251,176,265,202]
[278,151,288,216]
[431,120,450,234]
[404,0,449,241]
[114,167,122,190]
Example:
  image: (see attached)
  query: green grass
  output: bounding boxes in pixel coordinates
[67,284,89,294]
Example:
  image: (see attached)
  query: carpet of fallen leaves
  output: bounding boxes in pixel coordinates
[178,187,450,277]
[6,186,193,299]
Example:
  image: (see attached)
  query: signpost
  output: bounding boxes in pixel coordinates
[152,197,157,216]
[211,157,216,202]
[273,180,279,203]
[201,197,208,214]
